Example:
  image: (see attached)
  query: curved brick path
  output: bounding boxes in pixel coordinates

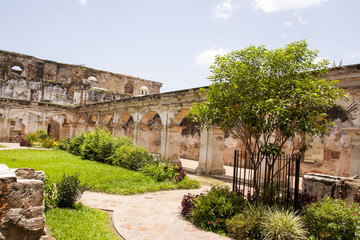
[80,184,232,240]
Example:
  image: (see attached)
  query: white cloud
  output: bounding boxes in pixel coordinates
[253,0,328,13]
[78,0,87,6]
[294,12,308,24]
[195,48,230,68]
[212,0,239,20]
[284,21,292,26]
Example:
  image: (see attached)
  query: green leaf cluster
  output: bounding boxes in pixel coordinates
[189,40,346,156]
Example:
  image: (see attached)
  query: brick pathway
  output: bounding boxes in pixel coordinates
[80,185,232,240]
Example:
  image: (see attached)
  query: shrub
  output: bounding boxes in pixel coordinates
[67,132,87,155]
[226,204,265,240]
[19,139,31,147]
[80,128,117,162]
[106,145,153,171]
[142,160,186,182]
[181,193,201,219]
[57,173,86,208]
[296,191,318,211]
[191,186,245,233]
[44,177,59,211]
[261,207,308,240]
[57,137,71,150]
[303,196,360,240]
[25,129,57,148]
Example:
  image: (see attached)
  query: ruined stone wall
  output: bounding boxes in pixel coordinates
[0,165,46,240]
[0,50,162,103]
[0,99,76,142]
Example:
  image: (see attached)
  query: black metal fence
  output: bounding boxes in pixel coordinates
[232,150,301,209]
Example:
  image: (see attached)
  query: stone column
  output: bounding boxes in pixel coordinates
[160,125,183,165]
[196,127,225,175]
[343,128,360,176]
[133,123,139,145]
[1,109,9,141]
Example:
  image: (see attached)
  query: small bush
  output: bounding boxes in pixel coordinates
[19,139,31,147]
[80,128,117,162]
[67,132,87,155]
[303,196,360,240]
[25,129,57,148]
[142,160,186,182]
[106,145,153,171]
[191,186,245,233]
[226,204,265,240]
[296,191,318,211]
[181,193,201,219]
[261,207,308,240]
[57,137,71,150]
[57,173,86,208]
[44,177,59,211]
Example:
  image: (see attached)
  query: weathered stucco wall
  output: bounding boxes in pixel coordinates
[0,50,162,101]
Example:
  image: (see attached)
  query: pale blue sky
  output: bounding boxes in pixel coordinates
[0,0,359,92]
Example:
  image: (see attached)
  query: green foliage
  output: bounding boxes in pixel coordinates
[261,207,308,240]
[106,144,154,171]
[25,129,57,148]
[142,161,179,181]
[80,128,119,162]
[189,40,345,155]
[226,205,307,240]
[57,173,86,208]
[191,186,245,233]
[188,40,346,201]
[45,203,119,240]
[142,159,187,182]
[226,204,265,240]
[44,177,59,211]
[303,196,360,240]
[67,132,87,155]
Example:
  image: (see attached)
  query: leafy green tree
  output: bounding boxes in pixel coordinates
[188,40,346,196]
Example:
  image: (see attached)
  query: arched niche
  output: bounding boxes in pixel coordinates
[179,117,201,160]
[102,114,113,125]
[118,112,134,138]
[88,115,97,125]
[170,109,191,126]
[139,111,162,154]
[124,83,134,94]
[47,120,60,140]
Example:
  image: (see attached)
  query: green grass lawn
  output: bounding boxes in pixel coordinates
[0,149,199,194]
[45,204,121,240]
[0,145,6,148]
[1,149,199,239]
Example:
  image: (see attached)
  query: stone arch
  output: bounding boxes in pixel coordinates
[124,83,134,94]
[88,115,97,125]
[78,115,85,124]
[8,111,40,141]
[140,111,162,125]
[118,112,134,138]
[170,109,191,126]
[102,114,113,125]
[179,117,201,160]
[101,114,113,133]
[139,111,162,154]
[47,120,60,140]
